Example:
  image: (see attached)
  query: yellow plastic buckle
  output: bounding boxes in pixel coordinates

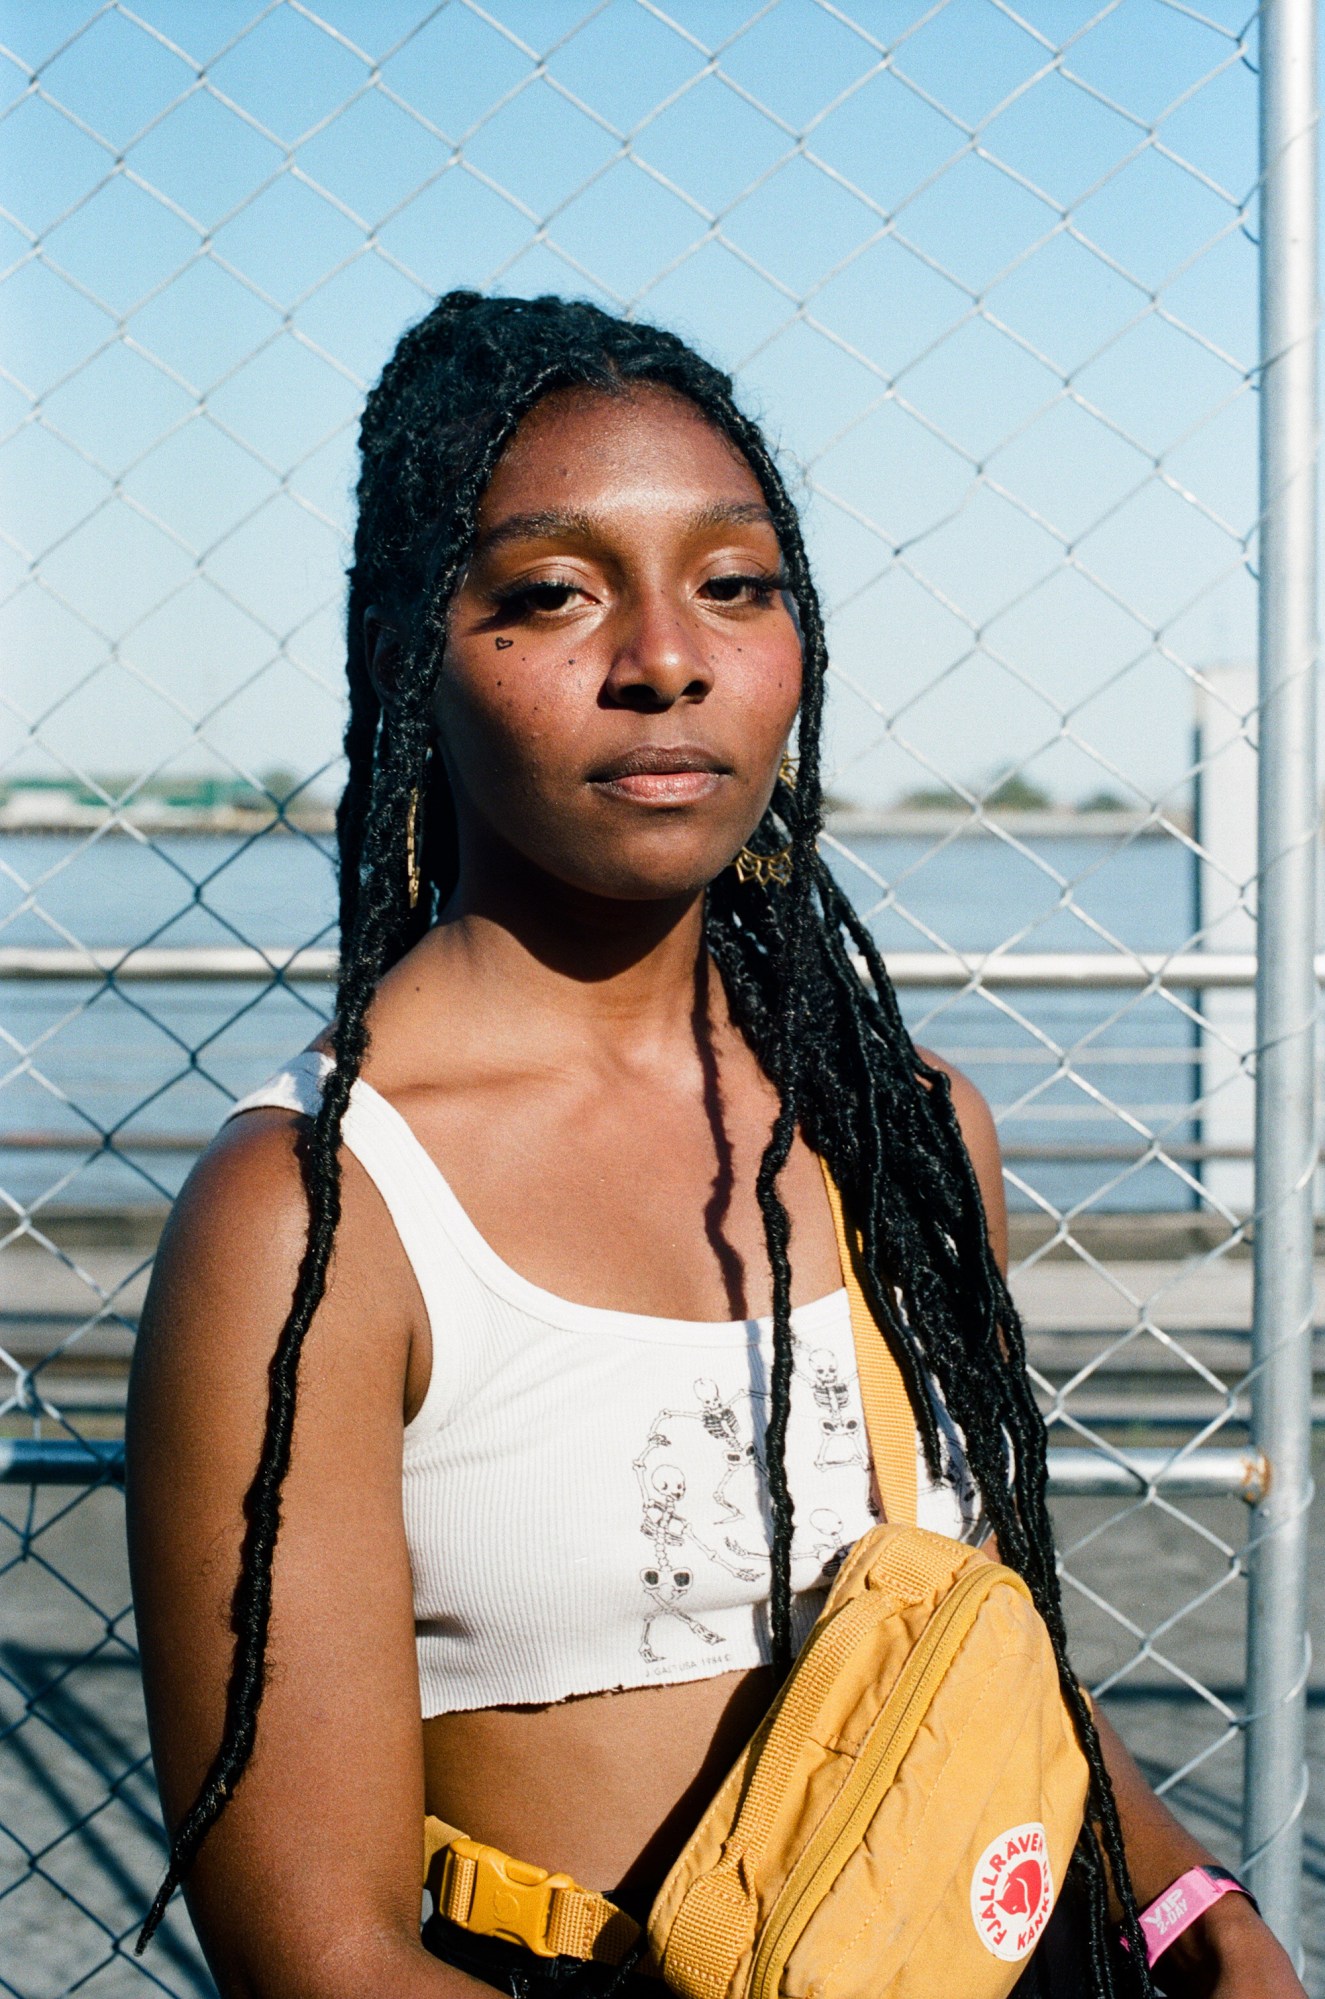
[440,1837,579,1957]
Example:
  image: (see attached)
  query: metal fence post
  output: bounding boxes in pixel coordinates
[1244,0,1319,1958]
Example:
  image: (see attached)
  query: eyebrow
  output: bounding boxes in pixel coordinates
[473,499,778,555]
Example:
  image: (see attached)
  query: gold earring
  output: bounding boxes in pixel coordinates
[732,751,797,888]
[406,785,423,910]
[733,843,793,889]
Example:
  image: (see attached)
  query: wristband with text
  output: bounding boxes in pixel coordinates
[1128,1865,1259,1967]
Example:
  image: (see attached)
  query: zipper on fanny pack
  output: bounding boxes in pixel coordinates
[749,1562,1022,1999]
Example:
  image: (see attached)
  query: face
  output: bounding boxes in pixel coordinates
[429,383,803,902]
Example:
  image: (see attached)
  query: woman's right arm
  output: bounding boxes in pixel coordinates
[126,1109,480,1999]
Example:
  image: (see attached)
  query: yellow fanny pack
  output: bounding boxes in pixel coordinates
[424,1168,1089,1997]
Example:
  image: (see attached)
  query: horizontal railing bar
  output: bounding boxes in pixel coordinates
[1,946,1316,988]
[935,1047,1217,1066]
[0,946,340,981]
[10,1393,1323,1430]
[1040,1405,1325,1428]
[1046,1447,1269,1501]
[0,1439,125,1484]
[1007,1141,1250,1162]
[0,1130,1256,1162]
[881,953,1277,990]
[0,1438,1270,1498]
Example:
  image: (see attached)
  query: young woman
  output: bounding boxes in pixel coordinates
[126,293,1303,1999]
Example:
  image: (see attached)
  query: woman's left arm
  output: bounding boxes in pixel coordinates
[1091,1708,1302,1997]
[918,1047,1307,1999]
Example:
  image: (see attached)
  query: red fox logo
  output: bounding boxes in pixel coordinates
[998,1860,1043,1919]
[971,1824,1054,1962]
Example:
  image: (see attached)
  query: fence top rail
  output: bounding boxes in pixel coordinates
[0,946,1305,988]
[0,1438,1271,1500]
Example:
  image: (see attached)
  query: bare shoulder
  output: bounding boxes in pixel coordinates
[913,1045,1008,1274]
[913,1045,1000,1161]
[129,1103,423,1461]
[143,1108,318,1330]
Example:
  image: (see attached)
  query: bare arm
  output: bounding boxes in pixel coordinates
[126,1111,482,1999]
[1091,1710,1300,1996]
[913,1045,1008,1273]
[922,1048,1305,1998]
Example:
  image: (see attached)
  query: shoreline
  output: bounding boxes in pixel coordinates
[1,804,1193,839]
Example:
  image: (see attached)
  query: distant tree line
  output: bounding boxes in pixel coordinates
[897,773,1130,812]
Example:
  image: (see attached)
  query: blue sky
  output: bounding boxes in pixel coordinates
[0,0,1263,809]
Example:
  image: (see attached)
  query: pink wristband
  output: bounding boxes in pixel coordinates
[1132,1866,1256,1967]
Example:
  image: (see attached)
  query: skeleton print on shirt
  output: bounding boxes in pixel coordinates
[637,1561,726,1665]
[795,1506,850,1586]
[629,1327,876,1665]
[795,1345,869,1470]
[631,1448,763,1666]
[641,1377,767,1523]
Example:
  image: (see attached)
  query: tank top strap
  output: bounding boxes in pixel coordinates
[227,1047,331,1122]
[227,1049,445,1222]
[223,1051,470,1422]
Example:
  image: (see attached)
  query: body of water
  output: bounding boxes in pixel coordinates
[2,827,1205,1214]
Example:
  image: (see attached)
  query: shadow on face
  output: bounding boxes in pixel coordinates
[430,382,804,908]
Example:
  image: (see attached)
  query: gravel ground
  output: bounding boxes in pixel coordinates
[2,1461,1321,1998]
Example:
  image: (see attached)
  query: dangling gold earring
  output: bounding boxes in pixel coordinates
[732,750,796,888]
[733,843,793,888]
[405,785,423,910]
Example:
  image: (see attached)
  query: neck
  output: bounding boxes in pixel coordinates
[427,836,714,1054]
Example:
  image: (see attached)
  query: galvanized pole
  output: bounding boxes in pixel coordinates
[1244,0,1319,1962]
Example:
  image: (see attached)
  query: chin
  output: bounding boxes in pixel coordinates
[559,841,735,905]
[539,820,744,905]
[579,862,727,904]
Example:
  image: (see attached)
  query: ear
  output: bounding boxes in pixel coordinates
[362,604,404,707]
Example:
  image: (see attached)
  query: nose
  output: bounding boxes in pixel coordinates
[600,586,713,712]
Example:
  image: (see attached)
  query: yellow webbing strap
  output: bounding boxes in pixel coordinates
[546,1889,641,1965]
[422,1815,645,1968]
[818,1160,918,1527]
[423,1814,465,1880]
[720,1590,891,1866]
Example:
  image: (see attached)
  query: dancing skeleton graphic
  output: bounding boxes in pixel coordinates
[642,1377,765,1521]
[637,1561,724,1665]
[795,1346,868,1470]
[802,1506,849,1583]
[631,1450,760,1664]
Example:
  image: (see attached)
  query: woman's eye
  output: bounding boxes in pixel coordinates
[702,573,783,605]
[497,578,582,617]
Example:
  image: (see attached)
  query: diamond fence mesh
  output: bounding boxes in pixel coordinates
[0,1,1319,1992]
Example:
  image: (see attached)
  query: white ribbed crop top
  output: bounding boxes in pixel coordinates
[226,1050,982,1715]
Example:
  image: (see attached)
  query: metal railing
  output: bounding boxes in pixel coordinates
[0,944,1316,984]
[0,1437,1275,1499]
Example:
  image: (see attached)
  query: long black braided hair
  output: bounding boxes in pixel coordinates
[138,291,1152,1993]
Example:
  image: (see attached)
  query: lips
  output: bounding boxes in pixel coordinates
[588,745,731,805]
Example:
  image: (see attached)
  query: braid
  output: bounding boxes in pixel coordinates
[139,290,1151,1991]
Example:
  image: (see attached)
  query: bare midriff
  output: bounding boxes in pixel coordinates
[422,1661,775,1915]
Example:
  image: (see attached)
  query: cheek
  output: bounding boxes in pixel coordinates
[723,625,804,734]
[435,640,590,784]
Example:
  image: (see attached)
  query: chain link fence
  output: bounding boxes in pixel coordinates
[1,1,1319,1991]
